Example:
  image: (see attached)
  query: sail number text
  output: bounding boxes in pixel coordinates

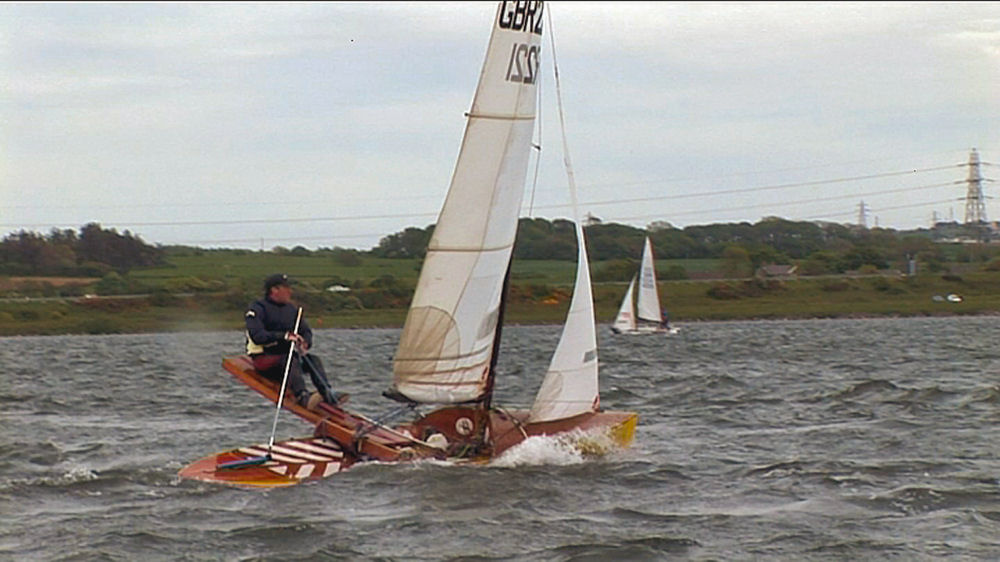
[506,43,540,84]
[498,1,544,35]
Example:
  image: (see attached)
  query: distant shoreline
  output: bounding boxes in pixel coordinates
[0,304,1000,337]
[4,270,1000,337]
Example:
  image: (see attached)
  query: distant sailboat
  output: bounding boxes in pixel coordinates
[611,237,679,335]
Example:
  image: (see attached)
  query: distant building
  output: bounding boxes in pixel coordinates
[755,264,798,278]
[844,268,903,278]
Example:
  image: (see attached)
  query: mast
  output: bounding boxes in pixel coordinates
[482,263,512,411]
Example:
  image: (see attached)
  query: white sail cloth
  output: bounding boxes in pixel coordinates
[392,2,543,404]
[529,7,599,422]
[636,237,662,323]
[612,276,637,333]
[529,220,599,422]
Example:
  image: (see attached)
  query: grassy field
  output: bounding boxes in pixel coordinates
[653,274,1000,320]
[130,253,599,288]
[4,251,1000,336]
[3,265,998,336]
[130,254,422,287]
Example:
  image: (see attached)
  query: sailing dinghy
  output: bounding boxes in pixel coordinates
[611,237,679,335]
[180,1,637,488]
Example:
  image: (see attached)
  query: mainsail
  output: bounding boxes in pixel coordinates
[392,2,544,404]
[636,237,661,324]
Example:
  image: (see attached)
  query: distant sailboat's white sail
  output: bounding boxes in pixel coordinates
[529,9,598,423]
[636,237,661,324]
[392,2,544,404]
[612,277,637,333]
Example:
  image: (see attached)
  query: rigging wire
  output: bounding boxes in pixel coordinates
[524,47,544,216]
[547,7,583,226]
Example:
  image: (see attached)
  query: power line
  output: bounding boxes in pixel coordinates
[0,211,441,230]
[1,162,966,218]
[2,156,990,249]
[0,165,966,230]
[171,232,396,246]
[558,150,980,192]
[564,164,964,209]
[2,192,445,212]
[550,179,959,217]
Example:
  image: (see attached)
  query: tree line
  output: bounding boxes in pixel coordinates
[371,217,997,275]
[3,217,996,279]
[0,223,166,276]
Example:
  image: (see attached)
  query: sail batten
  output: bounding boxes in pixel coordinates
[397,380,486,388]
[466,112,536,121]
[391,2,542,405]
[426,244,515,253]
[394,347,493,363]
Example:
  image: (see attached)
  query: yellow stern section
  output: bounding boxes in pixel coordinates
[609,412,638,448]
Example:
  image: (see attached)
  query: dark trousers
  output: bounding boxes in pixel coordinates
[252,353,332,400]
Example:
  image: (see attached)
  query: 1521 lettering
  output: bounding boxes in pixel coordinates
[505,43,540,84]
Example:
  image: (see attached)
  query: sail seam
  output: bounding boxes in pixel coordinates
[395,343,493,363]
[467,112,535,121]
[396,380,484,387]
[395,365,488,377]
[427,244,514,253]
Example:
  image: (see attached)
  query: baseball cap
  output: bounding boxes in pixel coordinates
[264,273,296,291]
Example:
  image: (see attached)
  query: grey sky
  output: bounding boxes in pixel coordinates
[3,2,998,250]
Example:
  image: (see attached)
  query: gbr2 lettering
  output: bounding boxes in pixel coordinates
[498,1,544,35]
[505,43,540,84]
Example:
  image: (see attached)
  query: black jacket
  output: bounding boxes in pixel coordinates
[244,297,313,355]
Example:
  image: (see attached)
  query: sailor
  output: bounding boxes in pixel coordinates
[244,273,343,409]
[660,309,671,330]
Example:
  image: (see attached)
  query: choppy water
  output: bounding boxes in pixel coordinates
[3,317,1000,560]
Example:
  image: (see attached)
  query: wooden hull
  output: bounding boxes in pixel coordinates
[364,405,637,463]
[177,355,638,487]
[489,409,638,457]
[218,355,446,463]
[178,436,350,488]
